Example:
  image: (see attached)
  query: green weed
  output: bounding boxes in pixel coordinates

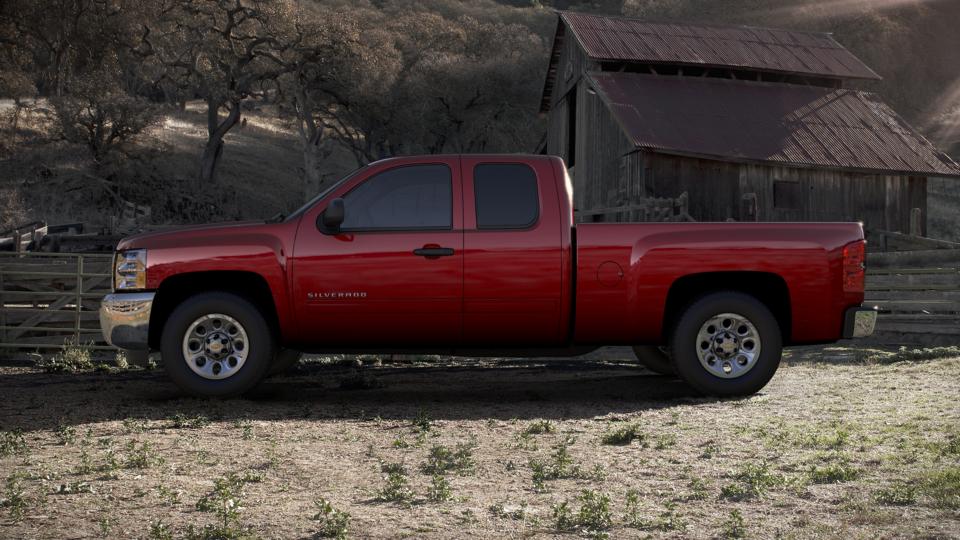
[600,423,646,446]
[313,497,350,539]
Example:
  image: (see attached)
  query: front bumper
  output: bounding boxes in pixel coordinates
[100,292,155,350]
[843,306,878,339]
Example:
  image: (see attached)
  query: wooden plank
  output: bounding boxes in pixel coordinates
[0,310,100,322]
[12,333,104,345]
[874,322,960,335]
[3,275,108,340]
[866,290,960,300]
[868,267,958,275]
[868,300,960,313]
[867,273,960,288]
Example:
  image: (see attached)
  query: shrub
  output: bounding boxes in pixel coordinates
[600,423,645,446]
[313,498,350,539]
[420,442,476,475]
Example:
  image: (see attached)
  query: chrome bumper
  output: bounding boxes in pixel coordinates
[100,292,155,350]
[843,307,877,339]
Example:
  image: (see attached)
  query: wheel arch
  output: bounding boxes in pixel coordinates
[148,271,280,350]
[662,271,792,344]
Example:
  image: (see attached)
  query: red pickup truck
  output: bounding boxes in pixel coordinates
[100,154,876,397]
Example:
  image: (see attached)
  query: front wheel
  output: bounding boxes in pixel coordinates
[670,291,782,397]
[160,292,275,398]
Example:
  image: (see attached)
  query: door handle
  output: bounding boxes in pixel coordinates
[413,247,455,258]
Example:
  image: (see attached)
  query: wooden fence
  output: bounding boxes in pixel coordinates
[865,249,960,345]
[0,249,958,353]
[0,252,114,351]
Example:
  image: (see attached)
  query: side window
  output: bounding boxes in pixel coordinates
[474,164,539,229]
[340,165,452,231]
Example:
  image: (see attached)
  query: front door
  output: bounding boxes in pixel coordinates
[290,159,463,346]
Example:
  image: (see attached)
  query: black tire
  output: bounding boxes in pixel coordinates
[160,292,274,398]
[631,346,675,375]
[669,291,782,397]
[268,348,303,376]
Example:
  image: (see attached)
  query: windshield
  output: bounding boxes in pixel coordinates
[282,165,367,222]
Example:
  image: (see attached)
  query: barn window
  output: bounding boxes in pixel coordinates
[773,181,802,209]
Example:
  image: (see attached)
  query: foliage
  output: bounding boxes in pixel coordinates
[36,339,94,373]
[420,442,476,475]
[313,497,351,539]
[52,69,161,162]
[600,423,646,446]
[552,489,612,538]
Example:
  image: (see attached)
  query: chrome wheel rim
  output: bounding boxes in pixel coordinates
[695,312,761,379]
[182,313,249,380]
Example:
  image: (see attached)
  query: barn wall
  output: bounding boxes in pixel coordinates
[573,81,637,219]
[550,28,593,111]
[633,154,928,232]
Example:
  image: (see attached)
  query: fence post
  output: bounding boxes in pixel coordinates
[75,255,83,343]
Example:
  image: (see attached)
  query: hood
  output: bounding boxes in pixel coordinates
[116,221,267,251]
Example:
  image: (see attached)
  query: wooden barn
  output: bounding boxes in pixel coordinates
[540,12,960,234]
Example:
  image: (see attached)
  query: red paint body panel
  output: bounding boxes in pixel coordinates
[573,222,864,345]
[118,154,864,351]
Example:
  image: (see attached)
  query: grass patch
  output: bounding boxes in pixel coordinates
[420,441,476,475]
[522,420,555,436]
[720,509,748,539]
[808,454,860,484]
[553,489,612,539]
[530,437,587,492]
[600,423,645,446]
[169,413,210,429]
[427,474,452,502]
[720,462,785,501]
[36,339,94,373]
[0,429,27,457]
[920,467,960,509]
[313,497,350,539]
[375,462,414,505]
[874,483,918,506]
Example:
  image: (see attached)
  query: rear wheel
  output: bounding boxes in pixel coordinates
[631,346,675,375]
[670,291,782,396]
[160,292,274,397]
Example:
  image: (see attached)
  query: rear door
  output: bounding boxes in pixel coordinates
[461,157,565,345]
[290,158,464,346]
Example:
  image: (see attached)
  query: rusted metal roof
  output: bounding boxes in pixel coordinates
[587,72,960,178]
[562,12,881,80]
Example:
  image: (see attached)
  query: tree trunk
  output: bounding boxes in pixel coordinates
[198,99,241,185]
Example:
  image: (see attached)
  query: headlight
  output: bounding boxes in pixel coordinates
[114,249,147,290]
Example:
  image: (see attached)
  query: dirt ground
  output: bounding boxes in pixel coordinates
[0,346,958,539]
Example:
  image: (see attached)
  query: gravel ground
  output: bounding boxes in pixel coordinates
[0,345,958,539]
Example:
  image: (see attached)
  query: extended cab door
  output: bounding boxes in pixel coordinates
[290,158,463,346]
[461,157,566,345]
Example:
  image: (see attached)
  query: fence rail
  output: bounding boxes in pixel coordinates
[0,251,114,350]
[865,253,960,344]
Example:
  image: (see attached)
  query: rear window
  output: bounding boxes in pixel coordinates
[474,164,539,229]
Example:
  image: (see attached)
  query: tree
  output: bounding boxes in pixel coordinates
[51,65,160,163]
[140,0,290,184]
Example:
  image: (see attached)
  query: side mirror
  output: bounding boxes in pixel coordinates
[319,198,345,233]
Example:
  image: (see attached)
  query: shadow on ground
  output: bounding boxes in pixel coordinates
[0,355,719,431]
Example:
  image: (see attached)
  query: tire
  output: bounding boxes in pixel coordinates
[669,291,782,397]
[268,348,303,376]
[160,292,275,398]
[631,346,675,375]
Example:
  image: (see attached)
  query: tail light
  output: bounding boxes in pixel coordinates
[842,240,865,293]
